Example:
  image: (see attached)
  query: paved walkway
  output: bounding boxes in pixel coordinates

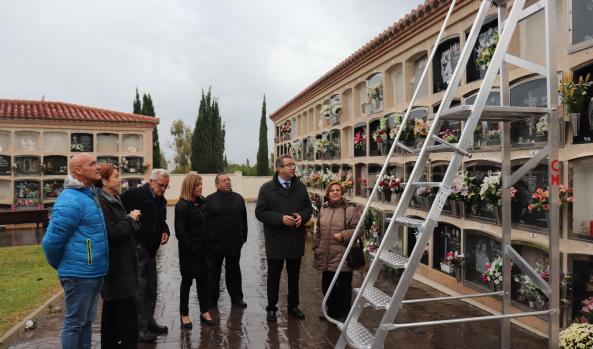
[9,204,547,348]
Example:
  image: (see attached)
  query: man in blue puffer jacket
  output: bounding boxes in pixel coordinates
[42,153,108,349]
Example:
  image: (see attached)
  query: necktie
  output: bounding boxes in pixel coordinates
[284,182,290,190]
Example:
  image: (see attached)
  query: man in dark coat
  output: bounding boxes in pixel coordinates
[206,174,248,309]
[255,155,313,322]
[121,169,170,342]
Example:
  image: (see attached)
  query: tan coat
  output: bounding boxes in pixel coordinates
[313,200,362,272]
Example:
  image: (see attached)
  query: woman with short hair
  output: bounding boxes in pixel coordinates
[175,173,215,328]
[97,164,141,348]
[313,180,361,323]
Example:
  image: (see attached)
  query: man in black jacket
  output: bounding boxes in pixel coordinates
[255,155,313,322]
[206,174,248,310]
[121,169,170,343]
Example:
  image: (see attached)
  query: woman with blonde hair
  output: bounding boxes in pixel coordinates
[313,180,361,323]
[175,173,215,328]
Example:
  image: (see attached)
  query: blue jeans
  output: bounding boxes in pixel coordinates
[60,277,103,349]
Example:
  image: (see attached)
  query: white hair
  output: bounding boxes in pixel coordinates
[150,169,170,180]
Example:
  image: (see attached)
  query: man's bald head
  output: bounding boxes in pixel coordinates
[70,153,101,187]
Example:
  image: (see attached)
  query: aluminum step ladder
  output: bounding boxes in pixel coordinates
[323,0,560,348]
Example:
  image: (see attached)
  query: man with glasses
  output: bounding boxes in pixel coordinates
[121,169,171,343]
[256,155,313,322]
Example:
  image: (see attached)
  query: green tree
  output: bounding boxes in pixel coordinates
[170,120,193,174]
[133,90,162,169]
[191,88,225,173]
[256,95,269,175]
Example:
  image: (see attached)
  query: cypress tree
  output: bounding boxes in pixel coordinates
[256,95,269,175]
[133,88,141,114]
[133,90,162,169]
[191,88,225,173]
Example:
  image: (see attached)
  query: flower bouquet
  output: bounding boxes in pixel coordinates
[354,129,367,151]
[481,257,503,291]
[415,186,433,211]
[559,323,593,349]
[527,185,574,212]
[438,129,459,143]
[414,119,429,138]
[475,28,498,70]
[341,170,354,196]
[578,297,593,324]
[559,73,592,136]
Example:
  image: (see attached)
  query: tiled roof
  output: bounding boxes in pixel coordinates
[270,0,469,120]
[0,99,159,125]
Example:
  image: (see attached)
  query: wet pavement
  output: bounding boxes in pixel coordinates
[9,204,547,348]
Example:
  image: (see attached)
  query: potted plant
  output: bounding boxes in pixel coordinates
[354,128,367,153]
[480,171,503,223]
[458,172,480,216]
[377,175,392,203]
[559,73,592,137]
[559,323,593,349]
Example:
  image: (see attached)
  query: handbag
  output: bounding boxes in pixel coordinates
[346,236,366,270]
[343,206,365,269]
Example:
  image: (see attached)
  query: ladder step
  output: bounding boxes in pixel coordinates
[394,216,425,228]
[436,105,548,121]
[431,135,472,157]
[395,142,415,153]
[344,321,374,349]
[354,286,391,309]
[405,182,441,188]
[369,250,409,269]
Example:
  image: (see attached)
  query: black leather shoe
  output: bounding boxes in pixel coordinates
[138,331,157,343]
[200,315,216,326]
[266,310,277,322]
[232,300,248,308]
[287,307,305,319]
[148,323,168,333]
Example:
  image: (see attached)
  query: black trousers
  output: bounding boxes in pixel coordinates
[209,251,244,307]
[266,257,301,311]
[322,271,353,318]
[101,296,138,349]
[136,253,157,332]
[180,273,210,314]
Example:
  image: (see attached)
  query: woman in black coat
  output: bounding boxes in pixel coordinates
[97,164,141,349]
[175,173,215,328]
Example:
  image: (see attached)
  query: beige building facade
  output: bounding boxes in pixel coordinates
[271,0,593,333]
[0,99,157,209]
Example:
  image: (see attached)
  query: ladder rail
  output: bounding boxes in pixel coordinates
[327,0,460,333]
[371,0,523,347]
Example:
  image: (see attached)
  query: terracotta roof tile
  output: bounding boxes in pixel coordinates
[0,99,159,125]
[270,0,460,120]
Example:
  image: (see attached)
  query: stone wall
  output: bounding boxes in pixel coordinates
[165,172,271,203]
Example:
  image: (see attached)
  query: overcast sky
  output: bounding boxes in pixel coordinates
[0,0,424,166]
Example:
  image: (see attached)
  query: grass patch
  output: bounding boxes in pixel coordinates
[0,244,61,337]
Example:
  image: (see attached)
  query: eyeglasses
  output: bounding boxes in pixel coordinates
[282,163,297,169]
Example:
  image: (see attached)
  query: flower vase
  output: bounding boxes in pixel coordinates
[440,262,453,274]
[529,301,535,309]
[383,189,392,203]
[455,267,463,283]
[494,206,502,225]
[377,142,384,156]
[457,201,465,218]
[392,192,400,204]
[421,197,431,211]
[450,201,458,217]
[589,98,593,130]
[489,281,502,292]
[570,112,581,137]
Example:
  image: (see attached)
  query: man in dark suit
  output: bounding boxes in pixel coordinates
[206,174,248,309]
[255,155,313,322]
[121,169,170,343]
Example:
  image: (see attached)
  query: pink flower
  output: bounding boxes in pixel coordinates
[543,204,549,211]
[528,204,535,211]
[568,196,574,203]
